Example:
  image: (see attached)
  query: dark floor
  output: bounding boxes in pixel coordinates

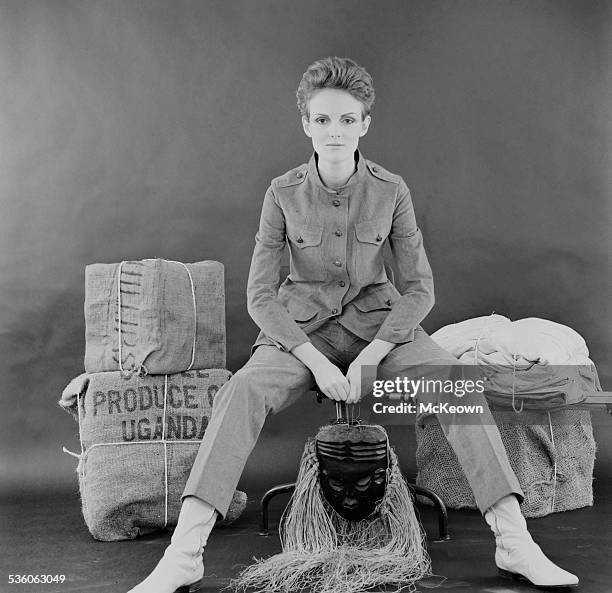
[1,484,611,593]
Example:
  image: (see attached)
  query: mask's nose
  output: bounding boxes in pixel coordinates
[342,496,359,510]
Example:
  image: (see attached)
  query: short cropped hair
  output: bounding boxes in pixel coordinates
[296,56,375,119]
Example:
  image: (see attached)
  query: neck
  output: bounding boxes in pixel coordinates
[317,153,357,189]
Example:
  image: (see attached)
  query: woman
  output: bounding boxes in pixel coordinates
[128,57,578,593]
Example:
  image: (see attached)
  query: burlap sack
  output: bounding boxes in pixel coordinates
[415,409,596,517]
[71,369,247,541]
[84,259,225,375]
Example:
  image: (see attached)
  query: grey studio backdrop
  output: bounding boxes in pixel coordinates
[1,0,611,502]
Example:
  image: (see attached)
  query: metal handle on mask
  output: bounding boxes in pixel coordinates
[334,401,360,425]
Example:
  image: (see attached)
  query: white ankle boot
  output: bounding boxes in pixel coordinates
[127,497,217,593]
[484,495,579,589]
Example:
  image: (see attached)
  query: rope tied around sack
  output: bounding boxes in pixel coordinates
[161,374,170,527]
[472,310,496,365]
[547,411,558,513]
[471,313,524,414]
[116,259,197,376]
[511,354,524,414]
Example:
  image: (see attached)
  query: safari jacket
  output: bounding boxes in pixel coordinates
[247,150,434,353]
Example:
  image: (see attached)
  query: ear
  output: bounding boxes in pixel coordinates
[302,116,312,138]
[359,114,371,137]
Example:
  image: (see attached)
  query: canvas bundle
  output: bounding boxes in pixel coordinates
[483,363,602,411]
[70,368,246,541]
[84,259,226,375]
[416,409,596,517]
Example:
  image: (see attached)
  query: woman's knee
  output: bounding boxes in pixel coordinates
[380,348,458,380]
[210,367,263,411]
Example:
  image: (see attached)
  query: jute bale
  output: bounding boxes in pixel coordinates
[415,409,596,517]
[84,259,226,374]
[73,369,246,541]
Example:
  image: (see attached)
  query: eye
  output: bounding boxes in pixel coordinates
[314,117,328,125]
[328,479,344,491]
[373,469,386,485]
[342,118,356,125]
[354,476,372,491]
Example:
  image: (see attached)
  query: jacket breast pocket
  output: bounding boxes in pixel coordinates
[352,218,390,284]
[286,222,326,281]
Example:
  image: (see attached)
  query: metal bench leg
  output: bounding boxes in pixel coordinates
[259,482,296,536]
[409,483,451,541]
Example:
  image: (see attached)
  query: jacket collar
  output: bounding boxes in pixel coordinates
[307,150,366,193]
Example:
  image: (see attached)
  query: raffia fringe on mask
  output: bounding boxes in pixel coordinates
[230,439,431,593]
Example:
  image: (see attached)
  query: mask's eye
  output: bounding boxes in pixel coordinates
[328,479,344,492]
[354,476,372,492]
[373,468,386,485]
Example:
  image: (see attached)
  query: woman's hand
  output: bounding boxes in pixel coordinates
[290,341,350,401]
[345,361,363,404]
[310,358,351,402]
[344,339,397,404]
[290,338,398,403]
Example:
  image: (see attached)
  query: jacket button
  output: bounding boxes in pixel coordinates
[335,229,343,237]
[332,308,338,314]
[339,280,346,287]
[296,171,304,178]
[376,234,382,241]
[297,236,303,243]
[385,299,392,306]
[333,259,342,267]
[332,199,341,207]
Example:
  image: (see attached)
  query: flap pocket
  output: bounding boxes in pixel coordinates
[286,299,319,322]
[288,224,323,248]
[352,285,399,312]
[355,218,389,245]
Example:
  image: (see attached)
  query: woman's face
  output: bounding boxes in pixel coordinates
[302,88,371,164]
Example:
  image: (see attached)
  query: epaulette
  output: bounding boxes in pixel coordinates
[366,160,400,184]
[273,164,308,188]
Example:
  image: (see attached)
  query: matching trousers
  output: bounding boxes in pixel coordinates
[183,319,523,516]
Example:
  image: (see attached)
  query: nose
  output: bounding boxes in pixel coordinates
[342,496,359,510]
[329,123,342,141]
